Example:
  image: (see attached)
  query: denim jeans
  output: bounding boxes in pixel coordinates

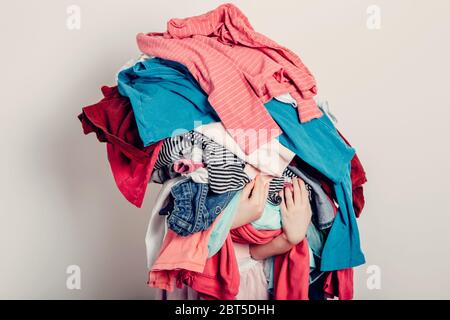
[167,179,236,236]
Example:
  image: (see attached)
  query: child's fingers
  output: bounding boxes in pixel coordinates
[279,190,287,214]
[292,177,301,203]
[284,185,294,209]
[298,178,308,202]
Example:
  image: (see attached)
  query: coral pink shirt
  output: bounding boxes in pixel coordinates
[137,3,322,154]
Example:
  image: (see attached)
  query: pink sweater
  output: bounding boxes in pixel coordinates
[136,3,321,154]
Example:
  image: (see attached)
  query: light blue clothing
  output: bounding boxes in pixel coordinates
[306,223,326,284]
[309,246,316,269]
[251,203,282,230]
[306,223,325,258]
[208,191,242,257]
[118,58,219,147]
[265,99,365,271]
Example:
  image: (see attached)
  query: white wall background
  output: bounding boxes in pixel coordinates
[1,0,449,299]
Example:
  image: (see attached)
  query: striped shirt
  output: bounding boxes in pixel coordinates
[154,131,250,194]
[137,3,322,154]
[154,131,312,204]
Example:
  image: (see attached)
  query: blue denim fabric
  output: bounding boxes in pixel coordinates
[168,179,236,236]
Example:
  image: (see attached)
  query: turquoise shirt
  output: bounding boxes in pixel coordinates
[118,58,219,146]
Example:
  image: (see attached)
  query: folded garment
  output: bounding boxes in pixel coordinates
[195,122,295,177]
[154,131,251,194]
[166,178,236,236]
[118,57,219,147]
[78,86,162,207]
[137,3,322,154]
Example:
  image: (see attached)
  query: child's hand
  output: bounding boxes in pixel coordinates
[231,175,270,229]
[280,177,312,245]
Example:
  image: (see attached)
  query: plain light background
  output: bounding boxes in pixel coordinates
[1,0,449,299]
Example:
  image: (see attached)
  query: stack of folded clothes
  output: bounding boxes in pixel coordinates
[78,3,367,300]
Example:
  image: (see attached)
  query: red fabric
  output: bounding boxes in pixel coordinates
[182,236,240,300]
[230,223,282,244]
[136,3,322,154]
[272,239,310,299]
[337,131,368,218]
[182,224,310,300]
[349,155,367,218]
[78,86,162,207]
[323,269,354,300]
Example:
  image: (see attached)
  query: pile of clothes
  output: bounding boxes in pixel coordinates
[78,3,367,300]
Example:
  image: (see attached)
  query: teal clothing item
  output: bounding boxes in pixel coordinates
[265,100,355,184]
[251,203,282,230]
[320,170,365,271]
[208,191,242,257]
[118,58,219,147]
[306,223,326,258]
[265,99,365,271]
